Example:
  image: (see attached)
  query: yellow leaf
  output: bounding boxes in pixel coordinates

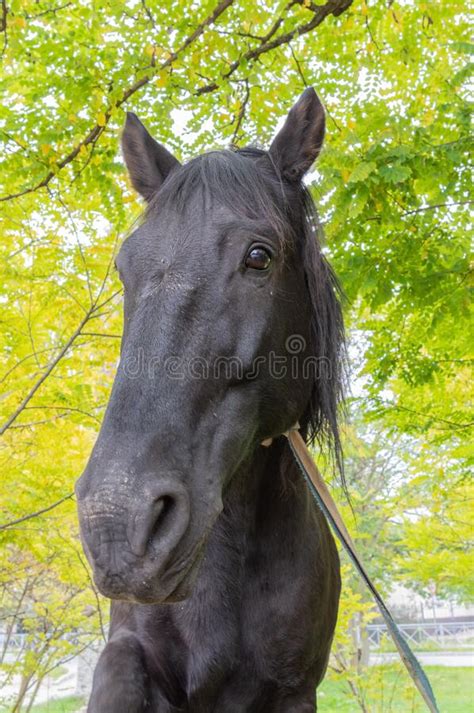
[190,51,201,68]
[391,10,403,30]
[40,144,51,156]
[155,73,168,88]
[97,113,106,127]
[423,109,434,126]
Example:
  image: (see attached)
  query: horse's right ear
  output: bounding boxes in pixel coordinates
[121,113,181,202]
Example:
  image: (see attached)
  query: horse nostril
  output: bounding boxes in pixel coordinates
[128,483,190,559]
[148,495,173,547]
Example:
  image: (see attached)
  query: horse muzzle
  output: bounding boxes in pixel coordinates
[75,474,196,603]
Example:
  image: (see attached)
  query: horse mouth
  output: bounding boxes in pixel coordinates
[91,537,207,605]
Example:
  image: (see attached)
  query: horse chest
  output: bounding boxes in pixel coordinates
[163,560,320,705]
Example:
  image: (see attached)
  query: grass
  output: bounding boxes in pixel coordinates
[47,666,68,682]
[378,636,474,653]
[29,697,84,713]
[318,666,474,712]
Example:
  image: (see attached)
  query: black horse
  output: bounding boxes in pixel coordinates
[75,88,345,713]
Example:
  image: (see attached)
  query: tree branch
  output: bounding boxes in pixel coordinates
[196,0,354,95]
[140,0,156,28]
[24,2,72,19]
[0,493,74,532]
[364,200,474,222]
[0,289,120,436]
[0,0,235,202]
[230,79,250,145]
[0,0,7,57]
[0,313,93,435]
[374,400,474,431]
[400,200,474,216]
[0,347,57,386]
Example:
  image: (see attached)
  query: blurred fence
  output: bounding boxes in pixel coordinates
[367,620,474,648]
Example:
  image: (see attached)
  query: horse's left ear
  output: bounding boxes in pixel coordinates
[269,87,325,182]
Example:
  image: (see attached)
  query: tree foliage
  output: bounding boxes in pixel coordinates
[0,0,472,709]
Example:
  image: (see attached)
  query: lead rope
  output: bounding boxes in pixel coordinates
[266,427,439,713]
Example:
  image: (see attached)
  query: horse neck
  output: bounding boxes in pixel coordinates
[206,437,302,567]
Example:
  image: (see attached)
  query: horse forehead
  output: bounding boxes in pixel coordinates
[129,222,240,278]
[141,270,206,302]
[133,204,219,252]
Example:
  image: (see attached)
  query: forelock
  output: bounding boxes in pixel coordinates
[146,147,293,243]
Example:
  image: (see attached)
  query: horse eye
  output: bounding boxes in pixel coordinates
[245,246,272,270]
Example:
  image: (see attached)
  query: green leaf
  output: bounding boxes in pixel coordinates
[347,161,377,184]
[378,163,412,184]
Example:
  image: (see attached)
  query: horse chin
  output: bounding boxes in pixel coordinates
[93,575,183,605]
[160,539,207,603]
[161,563,200,603]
